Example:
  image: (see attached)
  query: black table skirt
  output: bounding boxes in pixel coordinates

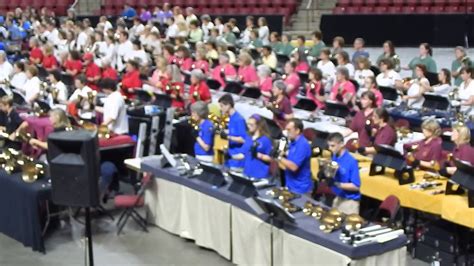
[0,171,51,252]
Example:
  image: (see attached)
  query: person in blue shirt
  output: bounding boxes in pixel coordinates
[122,4,137,20]
[277,118,312,194]
[351,38,370,65]
[218,93,247,169]
[231,114,273,179]
[191,101,214,163]
[325,132,361,215]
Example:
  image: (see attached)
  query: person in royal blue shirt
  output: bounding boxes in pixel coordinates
[191,101,214,163]
[122,4,137,19]
[325,132,361,215]
[232,114,273,179]
[277,118,312,194]
[218,93,247,169]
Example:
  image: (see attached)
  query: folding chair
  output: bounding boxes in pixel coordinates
[114,173,152,235]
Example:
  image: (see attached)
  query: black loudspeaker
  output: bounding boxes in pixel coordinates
[47,130,101,207]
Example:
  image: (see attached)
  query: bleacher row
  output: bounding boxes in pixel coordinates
[0,0,74,15]
[334,0,474,14]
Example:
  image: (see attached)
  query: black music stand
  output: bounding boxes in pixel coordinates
[206,78,222,90]
[263,117,283,139]
[369,144,415,185]
[227,173,258,198]
[223,81,244,95]
[197,163,227,188]
[152,93,172,109]
[324,101,350,118]
[242,86,262,99]
[450,159,474,207]
[294,98,317,111]
[422,93,450,111]
[135,89,153,103]
[379,86,399,101]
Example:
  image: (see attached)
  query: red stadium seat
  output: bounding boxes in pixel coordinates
[415,5,430,13]
[44,0,55,8]
[379,0,392,5]
[387,5,402,12]
[419,0,433,4]
[365,0,379,5]
[374,6,389,13]
[430,5,444,13]
[333,6,346,14]
[360,6,374,13]
[0,0,7,8]
[405,0,418,5]
[352,0,365,5]
[401,5,416,13]
[392,0,405,6]
[444,5,460,13]
[338,0,351,6]
[32,0,44,8]
[346,6,360,14]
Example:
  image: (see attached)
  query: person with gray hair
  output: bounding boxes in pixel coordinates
[352,37,369,65]
[257,64,273,99]
[211,52,237,88]
[190,101,214,162]
[189,69,211,103]
[200,14,214,41]
[329,66,356,105]
[266,80,294,128]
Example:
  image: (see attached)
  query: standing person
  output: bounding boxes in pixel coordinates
[405,42,437,78]
[257,17,270,46]
[309,30,326,60]
[267,80,294,129]
[95,79,128,135]
[451,46,472,86]
[190,101,214,163]
[276,118,312,194]
[351,37,369,65]
[218,94,247,170]
[376,40,401,72]
[323,132,361,215]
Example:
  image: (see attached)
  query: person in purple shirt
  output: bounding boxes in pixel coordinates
[266,80,294,129]
[349,91,376,148]
[352,37,370,65]
[357,108,396,155]
[440,124,474,177]
[139,7,152,23]
[404,119,443,170]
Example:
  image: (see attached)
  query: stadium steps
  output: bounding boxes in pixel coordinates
[284,0,336,38]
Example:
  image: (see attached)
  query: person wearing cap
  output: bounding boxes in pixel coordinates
[95,79,128,135]
[189,69,211,104]
[83,53,101,91]
[121,60,143,99]
[231,114,273,179]
[261,45,277,70]
[190,101,214,163]
[218,93,247,169]
[257,64,273,100]
[266,80,294,129]
[211,53,237,88]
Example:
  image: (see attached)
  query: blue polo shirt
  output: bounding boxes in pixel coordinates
[226,111,247,168]
[194,119,214,156]
[331,150,361,200]
[243,135,273,179]
[285,135,312,194]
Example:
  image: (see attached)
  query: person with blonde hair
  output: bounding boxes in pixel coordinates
[403,119,442,170]
[440,124,474,176]
[354,56,374,86]
[237,52,259,87]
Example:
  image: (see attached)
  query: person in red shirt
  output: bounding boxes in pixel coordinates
[163,44,176,64]
[83,53,101,91]
[29,37,43,65]
[120,59,143,99]
[41,44,58,71]
[194,48,209,74]
[101,59,118,81]
[63,51,83,77]
[175,46,193,71]
[163,65,185,109]
[189,69,211,104]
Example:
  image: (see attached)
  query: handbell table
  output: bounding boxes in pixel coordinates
[134,156,408,266]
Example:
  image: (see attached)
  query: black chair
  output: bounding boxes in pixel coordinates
[297,71,309,85]
[249,48,260,61]
[263,117,282,139]
[135,89,153,103]
[324,101,350,118]
[37,66,49,81]
[349,79,360,92]
[276,53,290,66]
[241,87,262,99]
[206,78,222,90]
[0,87,7,97]
[379,86,399,101]
[11,90,27,106]
[294,98,317,111]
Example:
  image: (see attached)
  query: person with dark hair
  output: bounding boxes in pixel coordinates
[309,30,325,59]
[0,96,23,150]
[64,50,82,77]
[175,46,193,71]
[357,108,396,155]
[83,52,101,91]
[306,67,325,109]
[406,42,437,78]
[116,30,133,72]
[10,61,27,90]
[96,79,128,135]
[231,114,273,179]
[317,48,337,90]
[323,132,360,215]
[350,91,377,148]
[261,45,277,70]
[47,70,68,104]
[458,67,474,116]
[376,58,401,88]
[218,93,247,169]
[351,37,369,65]
[188,20,203,44]
[69,74,94,116]
[191,101,214,163]
[120,59,142,99]
[376,40,400,72]
[402,64,430,109]
[269,32,282,54]
[267,80,294,129]
[276,118,312,194]
[360,76,383,107]
[336,51,354,78]
[432,68,452,96]
[331,36,345,56]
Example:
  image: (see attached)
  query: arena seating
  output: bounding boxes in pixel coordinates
[0,0,74,15]
[101,0,301,24]
[333,0,474,14]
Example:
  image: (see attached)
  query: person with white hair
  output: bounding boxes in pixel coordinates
[200,14,214,41]
[257,64,273,99]
[190,101,214,163]
[0,51,13,84]
[185,7,198,25]
[189,69,211,104]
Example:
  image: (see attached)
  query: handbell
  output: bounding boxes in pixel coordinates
[21,161,44,183]
[344,214,365,232]
[98,124,111,139]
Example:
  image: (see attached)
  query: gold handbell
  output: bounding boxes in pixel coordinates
[312,205,326,220]
[15,130,32,143]
[278,188,296,201]
[406,152,416,164]
[446,153,453,162]
[51,88,59,101]
[165,84,171,92]
[193,90,200,100]
[188,117,199,131]
[98,124,111,139]
[448,87,459,101]
[87,91,97,106]
[430,160,440,172]
[366,119,371,126]
[21,161,44,183]
[281,202,298,213]
[319,209,345,233]
[303,201,315,215]
[79,120,98,132]
[281,74,287,80]
[397,127,411,139]
[344,214,365,232]
[318,158,339,179]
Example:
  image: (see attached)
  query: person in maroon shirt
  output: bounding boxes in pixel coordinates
[120,60,143,99]
[306,67,326,109]
[350,91,376,148]
[188,69,211,104]
[404,119,443,170]
[357,108,396,155]
[83,53,101,91]
[29,37,43,65]
[266,80,294,129]
[440,125,474,176]
[41,44,57,71]
[63,50,83,77]
[101,59,118,81]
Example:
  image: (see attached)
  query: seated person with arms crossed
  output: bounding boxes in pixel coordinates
[190,101,214,163]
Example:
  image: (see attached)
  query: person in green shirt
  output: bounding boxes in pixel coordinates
[279,34,295,57]
[249,30,263,49]
[222,23,237,46]
[376,40,401,72]
[309,30,326,59]
[188,20,203,44]
[405,42,437,78]
[451,46,472,86]
[269,32,283,54]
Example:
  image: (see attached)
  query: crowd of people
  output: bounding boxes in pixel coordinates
[0,4,472,215]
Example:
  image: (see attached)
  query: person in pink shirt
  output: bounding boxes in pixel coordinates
[193,48,210,74]
[163,44,176,64]
[257,64,273,100]
[211,53,237,88]
[306,68,326,109]
[365,76,383,107]
[330,66,356,106]
[283,61,301,105]
[292,48,310,73]
[175,46,193,71]
[237,52,259,87]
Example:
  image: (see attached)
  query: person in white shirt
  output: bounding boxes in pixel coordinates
[69,75,94,113]
[240,16,255,45]
[458,67,474,115]
[54,30,69,63]
[46,20,59,47]
[130,39,150,66]
[10,61,28,91]
[75,23,88,52]
[376,58,401,88]
[257,17,270,46]
[99,16,113,34]
[129,17,145,40]
[165,17,178,40]
[214,17,225,35]
[115,31,133,72]
[92,31,108,59]
[431,69,452,97]
[144,31,162,57]
[261,45,277,70]
[96,79,128,135]
[200,14,214,41]
[403,64,430,109]
[336,51,355,78]
[22,65,41,105]
[96,33,116,68]
[185,7,198,25]
[317,48,336,91]
[0,51,13,85]
[48,70,68,105]
[354,57,374,86]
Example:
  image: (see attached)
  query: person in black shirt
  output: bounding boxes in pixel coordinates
[0,96,23,150]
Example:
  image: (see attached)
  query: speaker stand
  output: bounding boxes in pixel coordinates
[85,208,94,266]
